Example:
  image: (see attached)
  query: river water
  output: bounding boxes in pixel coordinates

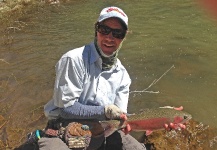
[1,0,217,149]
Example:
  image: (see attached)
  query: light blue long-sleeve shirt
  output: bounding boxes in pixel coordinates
[44,42,131,120]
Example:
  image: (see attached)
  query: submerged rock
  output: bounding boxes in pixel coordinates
[144,119,217,149]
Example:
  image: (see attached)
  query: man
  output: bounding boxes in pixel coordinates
[38,6,147,150]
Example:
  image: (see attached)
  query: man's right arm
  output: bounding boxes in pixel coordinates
[54,55,125,121]
[60,101,106,120]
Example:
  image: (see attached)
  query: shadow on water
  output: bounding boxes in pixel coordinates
[1,0,217,149]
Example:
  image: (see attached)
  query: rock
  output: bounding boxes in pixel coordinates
[0,5,10,13]
[45,0,60,5]
[18,0,32,6]
[11,4,23,12]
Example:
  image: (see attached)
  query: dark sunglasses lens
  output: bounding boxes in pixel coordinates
[98,25,111,35]
[112,30,125,39]
[97,25,126,39]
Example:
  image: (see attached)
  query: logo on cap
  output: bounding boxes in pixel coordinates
[106,7,126,17]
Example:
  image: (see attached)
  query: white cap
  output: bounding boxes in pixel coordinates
[97,6,128,29]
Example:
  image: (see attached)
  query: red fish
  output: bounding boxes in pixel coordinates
[100,107,192,137]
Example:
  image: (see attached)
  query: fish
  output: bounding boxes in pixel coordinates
[99,107,192,137]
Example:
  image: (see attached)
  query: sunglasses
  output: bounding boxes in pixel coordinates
[96,24,126,39]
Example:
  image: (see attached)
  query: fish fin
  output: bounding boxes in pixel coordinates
[159,106,183,111]
[145,130,153,136]
[104,127,117,137]
[174,106,183,111]
[99,121,117,137]
[159,106,174,109]
[125,113,136,117]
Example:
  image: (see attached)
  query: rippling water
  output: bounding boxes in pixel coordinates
[1,0,217,149]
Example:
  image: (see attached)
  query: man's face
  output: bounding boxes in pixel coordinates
[96,18,126,56]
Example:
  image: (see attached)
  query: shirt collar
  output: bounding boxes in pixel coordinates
[88,42,120,71]
[89,42,100,64]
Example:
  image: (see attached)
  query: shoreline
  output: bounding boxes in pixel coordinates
[0,0,40,31]
[0,0,64,31]
[0,0,61,13]
[0,0,42,15]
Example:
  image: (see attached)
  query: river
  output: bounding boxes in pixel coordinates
[0,0,217,149]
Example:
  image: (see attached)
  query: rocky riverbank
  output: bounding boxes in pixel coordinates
[0,0,37,31]
[0,0,61,13]
[0,0,65,31]
[0,0,41,17]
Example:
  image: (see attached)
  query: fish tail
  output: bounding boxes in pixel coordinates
[99,121,118,137]
[99,120,128,137]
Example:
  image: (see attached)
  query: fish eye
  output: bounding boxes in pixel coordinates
[184,116,188,119]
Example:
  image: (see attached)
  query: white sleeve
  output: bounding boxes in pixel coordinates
[53,56,84,108]
[114,71,131,113]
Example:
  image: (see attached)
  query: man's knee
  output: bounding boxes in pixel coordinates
[119,131,146,150]
[38,138,70,150]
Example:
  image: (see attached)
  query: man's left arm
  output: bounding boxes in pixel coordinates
[114,69,131,113]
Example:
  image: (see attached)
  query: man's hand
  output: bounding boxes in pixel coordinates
[121,123,132,135]
[120,114,132,135]
[105,104,124,120]
[104,106,132,134]
[164,122,186,130]
[162,106,187,131]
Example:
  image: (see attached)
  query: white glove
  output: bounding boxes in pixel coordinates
[104,104,123,120]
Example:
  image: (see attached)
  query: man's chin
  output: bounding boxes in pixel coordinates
[102,47,116,55]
